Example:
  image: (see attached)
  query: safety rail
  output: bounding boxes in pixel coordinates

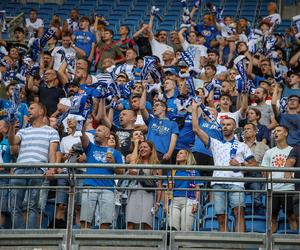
[0,163,300,250]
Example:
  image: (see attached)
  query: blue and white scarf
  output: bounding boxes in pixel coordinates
[234,55,250,94]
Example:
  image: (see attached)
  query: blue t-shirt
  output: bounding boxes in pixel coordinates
[174,113,195,150]
[0,99,28,128]
[279,114,300,146]
[257,123,270,144]
[163,169,202,198]
[84,142,123,187]
[194,25,219,48]
[146,115,179,154]
[0,137,12,163]
[73,30,96,57]
[166,95,177,116]
[192,115,223,156]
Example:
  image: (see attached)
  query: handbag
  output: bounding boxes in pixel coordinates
[139,170,157,191]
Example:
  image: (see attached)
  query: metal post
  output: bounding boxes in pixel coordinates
[266,174,273,250]
[66,168,76,250]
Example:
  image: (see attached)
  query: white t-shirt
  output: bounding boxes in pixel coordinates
[217,110,244,127]
[263,13,282,27]
[182,40,207,69]
[25,18,44,37]
[60,132,94,171]
[114,63,135,80]
[261,146,294,191]
[51,46,76,73]
[149,38,174,65]
[209,137,254,187]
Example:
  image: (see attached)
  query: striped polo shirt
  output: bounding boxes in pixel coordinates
[16,125,60,164]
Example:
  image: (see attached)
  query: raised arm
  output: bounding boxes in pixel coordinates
[192,101,209,146]
[178,27,187,44]
[95,98,112,128]
[148,14,155,41]
[80,122,90,149]
[239,93,248,118]
[271,83,282,121]
[8,123,21,146]
[139,82,150,121]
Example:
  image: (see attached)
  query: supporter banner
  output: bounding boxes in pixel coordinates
[234,55,250,94]
[40,28,56,48]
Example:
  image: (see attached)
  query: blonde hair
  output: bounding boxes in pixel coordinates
[136,140,160,165]
[176,149,197,166]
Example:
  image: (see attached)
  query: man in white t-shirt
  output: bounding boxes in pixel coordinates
[25,9,44,38]
[261,125,297,233]
[178,27,207,69]
[262,2,281,30]
[217,93,248,126]
[148,14,174,65]
[192,103,257,232]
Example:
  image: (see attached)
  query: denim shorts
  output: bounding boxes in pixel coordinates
[212,184,245,215]
[80,189,115,224]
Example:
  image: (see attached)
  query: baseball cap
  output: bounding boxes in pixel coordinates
[164,67,178,75]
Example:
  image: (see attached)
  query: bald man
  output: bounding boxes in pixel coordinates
[80,124,124,229]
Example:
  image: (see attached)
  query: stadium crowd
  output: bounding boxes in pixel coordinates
[0,0,299,233]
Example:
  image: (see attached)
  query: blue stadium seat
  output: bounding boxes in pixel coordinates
[203,215,235,232]
[245,215,266,233]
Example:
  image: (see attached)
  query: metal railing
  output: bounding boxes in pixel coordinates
[1,163,300,250]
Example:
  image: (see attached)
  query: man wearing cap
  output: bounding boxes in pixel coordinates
[72,16,96,64]
[140,82,179,163]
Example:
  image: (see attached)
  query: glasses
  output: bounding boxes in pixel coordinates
[288,98,299,102]
[261,64,270,67]
[153,103,164,107]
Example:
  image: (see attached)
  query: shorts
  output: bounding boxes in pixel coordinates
[56,170,84,206]
[272,192,294,216]
[80,189,115,224]
[212,184,245,215]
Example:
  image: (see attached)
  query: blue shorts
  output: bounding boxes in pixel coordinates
[212,184,245,215]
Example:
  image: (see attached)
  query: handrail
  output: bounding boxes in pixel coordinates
[2,163,300,172]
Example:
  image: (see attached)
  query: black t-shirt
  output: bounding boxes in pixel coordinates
[112,124,133,156]
[38,85,66,116]
[288,146,300,190]
[134,36,152,57]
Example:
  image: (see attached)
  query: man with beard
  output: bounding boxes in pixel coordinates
[250,87,277,130]
[192,102,257,232]
[8,102,59,228]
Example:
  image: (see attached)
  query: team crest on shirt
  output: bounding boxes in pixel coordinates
[202,30,212,37]
[93,151,107,162]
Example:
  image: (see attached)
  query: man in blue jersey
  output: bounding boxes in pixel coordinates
[80,124,124,229]
[72,16,96,64]
[140,82,179,164]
